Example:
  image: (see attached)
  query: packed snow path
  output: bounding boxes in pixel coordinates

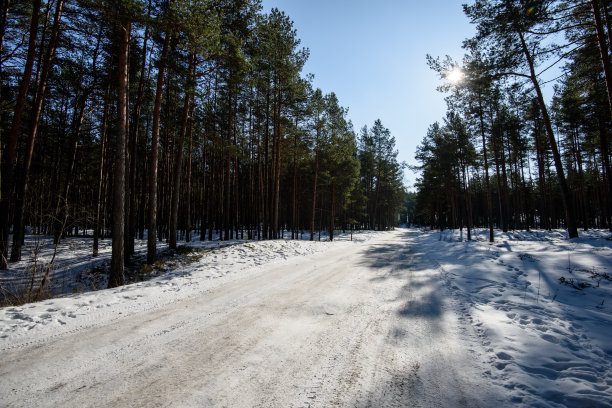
[1,229,498,407]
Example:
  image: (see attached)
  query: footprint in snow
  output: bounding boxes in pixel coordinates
[497,351,513,360]
[540,333,560,344]
[495,362,509,370]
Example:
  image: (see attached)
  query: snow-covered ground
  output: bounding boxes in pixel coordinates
[0,229,377,348]
[0,227,611,407]
[427,227,612,407]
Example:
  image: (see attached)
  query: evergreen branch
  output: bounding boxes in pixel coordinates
[540,72,567,86]
[492,71,532,79]
[525,22,591,36]
[533,34,592,58]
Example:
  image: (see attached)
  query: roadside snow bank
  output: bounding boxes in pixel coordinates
[0,230,383,350]
[419,228,612,407]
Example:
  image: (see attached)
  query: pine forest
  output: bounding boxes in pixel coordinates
[414,0,612,243]
[0,0,405,286]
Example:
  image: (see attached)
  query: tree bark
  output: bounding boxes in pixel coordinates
[94,82,112,256]
[10,0,63,262]
[0,0,41,268]
[273,81,282,239]
[591,0,612,231]
[108,20,130,288]
[185,107,193,242]
[519,31,578,238]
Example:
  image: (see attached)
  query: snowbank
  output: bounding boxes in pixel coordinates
[0,229,381,350]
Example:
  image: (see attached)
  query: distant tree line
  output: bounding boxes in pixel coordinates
[0,0,405,285]
[415,0,612,241]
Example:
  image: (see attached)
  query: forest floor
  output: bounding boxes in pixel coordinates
[1,227,611,407]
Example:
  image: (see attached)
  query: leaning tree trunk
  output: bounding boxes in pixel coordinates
[108,20,130,288]
[519,31,578,238]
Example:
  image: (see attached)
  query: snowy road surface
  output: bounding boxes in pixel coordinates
[1,230,498,407]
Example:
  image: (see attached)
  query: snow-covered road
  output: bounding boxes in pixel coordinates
[0,229,497,407]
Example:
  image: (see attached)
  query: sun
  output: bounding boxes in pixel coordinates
[446,67,464,85]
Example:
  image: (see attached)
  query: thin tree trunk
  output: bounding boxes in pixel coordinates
[330,180,335,241]
[263,91,270,239]
[292,116,297,239]
[169,53,194,249]
[310,150,318,241]
[224,89,232,241]
[53,90,91,244]
[94,82,112,256]
[0,0,40,268]
[185,107,193,242]
[147,31,171,263]
[478,99,494,242]
[532,111,549,230]
[273,81,282,239]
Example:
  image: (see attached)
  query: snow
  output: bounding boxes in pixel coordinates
[1,227,611,407]
[427,228,612,407]
[0,230,378,348]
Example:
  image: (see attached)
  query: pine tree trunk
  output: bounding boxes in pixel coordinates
[519,31,578,238]
[185,107,193,242]
[500,132,510,232]
[233,100,240,240]
[310,150,318,241]
[0,0,41,268]
[224,89,232,241]
[533,117,549,230]
[147,32,171,263]
[330,180,335,241]
[292,117,297,239]
[169,54,194,249]
[94,83,111,257]
[273,83,282,239]
[478,99,494,242]
[108,21,130,288]
[53,90,90,244]
[125,19,149,259]
[263,92,270,240]
[10,0,63,262]
[591,0,612,231]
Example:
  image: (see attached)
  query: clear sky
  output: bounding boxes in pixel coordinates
[260,0,476,189]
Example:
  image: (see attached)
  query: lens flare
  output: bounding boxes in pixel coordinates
[446,67,464,85]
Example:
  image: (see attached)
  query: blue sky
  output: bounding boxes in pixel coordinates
[260,0,475,189]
